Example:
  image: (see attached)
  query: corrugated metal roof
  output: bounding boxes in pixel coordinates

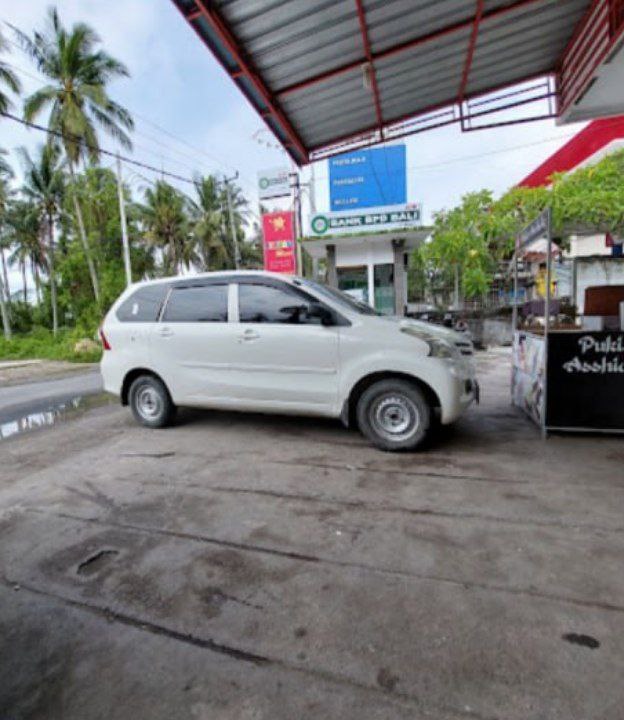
[171,0,593,164]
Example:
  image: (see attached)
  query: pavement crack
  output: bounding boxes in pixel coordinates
[121,452,176,459]
[1,575,269,665]
[204,485,624,535]
[24,507,624,615]
[271,460,527,485]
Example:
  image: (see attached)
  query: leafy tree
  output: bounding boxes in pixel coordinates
[18,143,65,334]
[0,162,13,337]
[15,6,133,306]
[551,151,624,236]
[58,166,154,330]
[0,28,21,115]
[6,200,42,302]
[189,174,228,270]
[219,180,249,269]
[422,190,496,304]
[140,180,190,275]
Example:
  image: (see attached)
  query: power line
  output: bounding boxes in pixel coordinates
[4,55,260,192]
[1,110,198,186]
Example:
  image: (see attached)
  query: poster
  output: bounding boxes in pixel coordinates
[512,331,545,426]
[262,211,296,274]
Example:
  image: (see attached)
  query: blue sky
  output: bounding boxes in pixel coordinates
[1,0,587,289]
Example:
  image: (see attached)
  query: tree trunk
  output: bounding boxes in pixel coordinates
[0,248,10,303]
[69,163,100,305]
[22,261,27,303]
[48,212,59,337]
[0,270,11,339]
[33,262,41,305]
[453,264,460,309]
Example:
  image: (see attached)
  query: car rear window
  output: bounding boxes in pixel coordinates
[116,284,170,322]
[162,284,228,323]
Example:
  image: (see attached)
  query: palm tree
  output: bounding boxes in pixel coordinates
[18,143,65,334]
[140,181,189,274]
[0,28,21,115]
[218,180,249,269]
[14,6,133,306]
[7,200,41,302]
[0,162,14,337]
[189,175,229,271]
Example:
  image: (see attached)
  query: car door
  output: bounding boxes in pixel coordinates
[226,279,340,413]
[149,281,239,405]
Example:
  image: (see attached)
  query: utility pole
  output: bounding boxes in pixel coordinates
[290,171,304,276]
[224,172,242,270]
[116,154,132,287]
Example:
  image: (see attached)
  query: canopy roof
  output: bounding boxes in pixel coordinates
[171,0,595,165]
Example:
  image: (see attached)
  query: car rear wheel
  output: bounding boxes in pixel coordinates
[356,379,431,451]
[128,375,176,428]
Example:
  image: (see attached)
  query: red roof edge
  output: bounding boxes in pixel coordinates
[518,116,624,188]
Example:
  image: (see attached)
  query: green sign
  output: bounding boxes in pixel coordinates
[310,208,421,236]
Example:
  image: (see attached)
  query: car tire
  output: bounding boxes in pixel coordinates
[356,379,431,452]
[128,375,176,428]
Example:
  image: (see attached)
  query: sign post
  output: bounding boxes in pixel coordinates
[257,167,291,200]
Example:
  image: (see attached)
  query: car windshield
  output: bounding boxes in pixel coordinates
[297,279,381,316]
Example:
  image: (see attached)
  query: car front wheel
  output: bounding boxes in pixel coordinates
[128,375,176,428]
[356,379,431,451]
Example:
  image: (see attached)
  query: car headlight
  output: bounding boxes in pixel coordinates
[400,326,455,359]
[427,338,454,358]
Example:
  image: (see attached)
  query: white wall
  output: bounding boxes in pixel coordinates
[567,234,611,258]
[335,242,394,268]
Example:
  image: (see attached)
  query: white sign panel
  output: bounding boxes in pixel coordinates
[257,167,291,199]
[310,204,422,237]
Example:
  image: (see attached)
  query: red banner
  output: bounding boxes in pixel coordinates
[262,211,296,274]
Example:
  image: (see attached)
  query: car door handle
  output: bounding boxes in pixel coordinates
[238,329,260,342]
[158,327,174,338]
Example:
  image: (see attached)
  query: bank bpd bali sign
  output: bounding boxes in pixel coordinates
[310,206,422,236]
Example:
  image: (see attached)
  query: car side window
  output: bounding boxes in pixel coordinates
[116,284,169,322]
[238,283,323,325]
[162,284,228,322]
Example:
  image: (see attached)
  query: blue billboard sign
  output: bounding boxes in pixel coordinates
[329,145,406,212]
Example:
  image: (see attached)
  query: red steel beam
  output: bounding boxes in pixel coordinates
[188,0,309,163]
[277,0,545,97]
[308,71,555,155]
[354,0,384,135]
[458,0,484,103]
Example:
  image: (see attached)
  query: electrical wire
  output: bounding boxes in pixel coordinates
[3,56,260,192]
[1,110,197,185]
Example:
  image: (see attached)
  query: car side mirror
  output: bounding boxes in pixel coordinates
[308,303,335,327]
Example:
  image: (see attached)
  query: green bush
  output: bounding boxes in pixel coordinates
[0,327,102,363]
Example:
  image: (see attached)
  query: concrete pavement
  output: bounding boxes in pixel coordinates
[1,348,623,719]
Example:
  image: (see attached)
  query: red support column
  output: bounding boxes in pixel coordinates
[190,0,309,163]
[354,0,384,137]
[458,0,484,103]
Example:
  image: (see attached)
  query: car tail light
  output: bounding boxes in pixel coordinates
[99,328,112,351]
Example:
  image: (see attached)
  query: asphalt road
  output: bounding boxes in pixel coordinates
[0,370,104,424]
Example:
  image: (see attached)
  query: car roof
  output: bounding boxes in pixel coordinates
[132,270,298,288]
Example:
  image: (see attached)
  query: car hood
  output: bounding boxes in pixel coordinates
[379,315,470,345]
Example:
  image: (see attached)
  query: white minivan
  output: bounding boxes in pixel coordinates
[100,271,478,451]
